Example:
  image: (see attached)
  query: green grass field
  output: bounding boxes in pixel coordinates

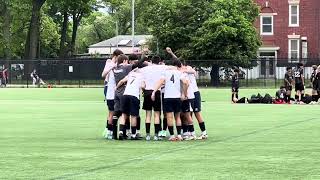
[0,88,320,180]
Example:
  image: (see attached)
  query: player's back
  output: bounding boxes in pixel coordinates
[141,65,166,90]
[163,69,184,99]
[294,68,303,83]
[124,71,143,99]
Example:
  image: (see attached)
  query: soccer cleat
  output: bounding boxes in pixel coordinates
[153,135,162,141]
[107,134,113,140]
[176,135,183,141]
[159,130,167,137]
[118,132,124,140]
[146,134,151,141]
[168,135,177,141]
[197,134,208,140]
[136,132,143,139]
[186,135,197,141]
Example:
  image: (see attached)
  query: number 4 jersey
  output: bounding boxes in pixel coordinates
[162,69,186,99]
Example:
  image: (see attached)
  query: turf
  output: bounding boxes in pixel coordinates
[0,88,320,180]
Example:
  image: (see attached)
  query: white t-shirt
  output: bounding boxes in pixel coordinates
[102,60,116,82]
[106,71,116,100]
[163,69,186,99]
[141,65,166,90]
[185,73,195,99]
[189,73,199,92]
[124,72,143,99]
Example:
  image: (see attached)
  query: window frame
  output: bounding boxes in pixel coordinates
[260,15,274,35]
[289,4,299,27]
[288,39,300,61]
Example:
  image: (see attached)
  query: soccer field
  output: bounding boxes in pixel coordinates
[0,88,320,179]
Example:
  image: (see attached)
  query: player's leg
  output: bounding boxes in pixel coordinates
[159,92,167,137]
[142,90,153,140]
[130,96,140,140]
[112,95,121,140]
[153,111,161,140]
[181,100,191,139]
[136,116,142,138]
[118,95,130,140]
[174,99,183,141]
[186,99,196,140]
[166,112,175,141]
[194,91,208,139]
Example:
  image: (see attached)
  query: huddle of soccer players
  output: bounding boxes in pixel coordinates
[102,48,208,141]
[284,63,320,104]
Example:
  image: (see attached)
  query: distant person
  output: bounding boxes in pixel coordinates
[30,69,46,86]
[310,65,318,103]
[231,68,240,103]
[294,63,304,103]
[274,86,287,104]
[284,67,294,103]
[1,65,8,87]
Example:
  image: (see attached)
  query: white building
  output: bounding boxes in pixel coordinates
[88,35,153,55]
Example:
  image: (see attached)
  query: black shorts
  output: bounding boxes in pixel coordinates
[163,98,181,113]
[142,90,161,111]
[122,95,140,116]
[295,83,305,92]
[286,85,293,91]
[181,99,195,113]
[107,100,114,111]
[114,93,125,113]
[312,83,318,90]
[232,87,239,93]
[193,91,201,112]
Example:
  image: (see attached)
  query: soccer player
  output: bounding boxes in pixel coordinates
[284,67,294,103]
[116,69,145,140]
[151,60,188,141]
[274,86,287,104]
[231,68,240,103]
[310,65,318,103]
[101,50,122,139]
[294,63,304,103]
[140,55,166,140]
[113,54,146,140]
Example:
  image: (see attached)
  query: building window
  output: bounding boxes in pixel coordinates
[289,5,299,27]
[260,16,273,35]
[289,39,300,60]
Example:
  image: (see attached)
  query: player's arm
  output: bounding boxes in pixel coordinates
[284,74,289,84]
[166,47,178,60]
[116,76,128,89]
[180,78,189,100]
[151,78,165,101]
[301,70,304,85]
[102,61,115,78]
[182,66,196,74]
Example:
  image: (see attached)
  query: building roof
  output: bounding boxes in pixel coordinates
[89,35,153,48]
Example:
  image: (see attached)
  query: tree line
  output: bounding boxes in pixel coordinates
[0,0,261,76]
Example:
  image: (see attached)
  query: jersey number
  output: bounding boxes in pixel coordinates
[170,75,175,83]
[294,72,300,78]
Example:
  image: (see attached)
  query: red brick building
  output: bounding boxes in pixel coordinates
[252,0,320,78]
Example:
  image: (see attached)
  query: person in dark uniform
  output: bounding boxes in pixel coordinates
[316,65,320,102]
[310,65,318,103]
[284,67,294,103]
[294,63,304,103]
[274,86,287,104]
[231,68,240,103]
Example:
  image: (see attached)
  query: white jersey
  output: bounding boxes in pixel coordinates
[163,69,185,99]
[102,60,116,82]
[106,71,116,100]
[141,65,166,90]
[185,73,195,99]
[124,72,143,99]
[189,73,199,92]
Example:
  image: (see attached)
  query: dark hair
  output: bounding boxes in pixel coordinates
[112,49,123,57]
[297,63,304,67]
[129,54,139,61]
[172,60,182,68]
[151,55,161,64]
[280,86,286,89]
[117,54,128,64]
[234,68,240,73]
[286,67,292,71]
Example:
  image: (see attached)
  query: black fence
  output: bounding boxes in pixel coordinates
[0,58,319,88]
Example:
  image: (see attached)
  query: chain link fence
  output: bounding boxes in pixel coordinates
[0,58,319,88]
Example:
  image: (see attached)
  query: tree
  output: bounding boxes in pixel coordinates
[24,0,47,60]
[0,0,12,60]
[144,0,261,86]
